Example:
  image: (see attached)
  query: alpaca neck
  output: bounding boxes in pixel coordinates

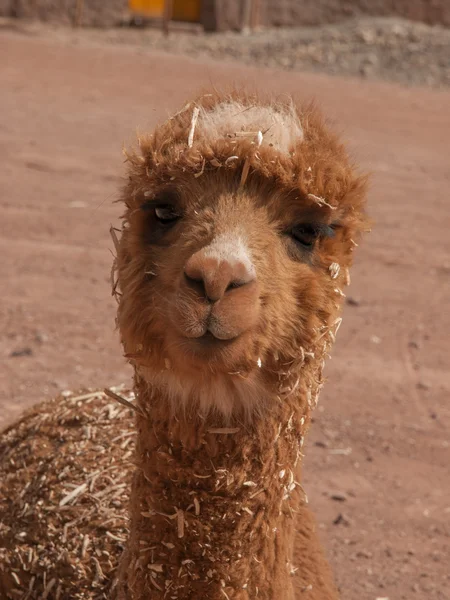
[116,371,318,600]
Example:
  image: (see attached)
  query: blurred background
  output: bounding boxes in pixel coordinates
[1,2,449,599]
[1,0,449,86]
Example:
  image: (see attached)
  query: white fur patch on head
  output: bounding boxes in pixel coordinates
[195,101,303,154]
[203,233,255,279]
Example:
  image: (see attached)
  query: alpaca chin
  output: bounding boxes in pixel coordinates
[136,363,269,421]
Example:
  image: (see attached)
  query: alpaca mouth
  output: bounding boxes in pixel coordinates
[170,326,252,372]
[178,313,244,343]
[168,307,253,369]
[187,329,238,350]
[205,319,240,342]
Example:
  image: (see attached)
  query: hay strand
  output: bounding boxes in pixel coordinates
[103,388,145,418]
[240,158,250,188]
[187,107,200,148]
[177,509,185,538]
[307,194,336,210]
[109,225,120,254]
[59,483,87,507]
[329,263,340,279]
[207,428,240,434]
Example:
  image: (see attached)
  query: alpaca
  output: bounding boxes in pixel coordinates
[0,91,368,600]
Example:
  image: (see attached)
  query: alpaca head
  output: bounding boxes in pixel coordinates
[116,92,368,418]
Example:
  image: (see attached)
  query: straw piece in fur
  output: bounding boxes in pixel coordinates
[187,107,200,148]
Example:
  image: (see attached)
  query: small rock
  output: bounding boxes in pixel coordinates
[314,440,327,448]
[35,331,49,344]
[346,296,360,307]
[333,513,352,527]
[370,335,382,344]
[51,380,69,390]
[365,52,379,66]
[416,381,431,391]
[360,64,372,78]
[330,492,347,502]
[359,29,376,44]
[10,347,33,357]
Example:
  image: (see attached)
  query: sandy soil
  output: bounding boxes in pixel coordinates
[0,29,449,600]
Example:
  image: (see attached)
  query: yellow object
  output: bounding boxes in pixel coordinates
[129,0,164,18]
[128,0,201,22]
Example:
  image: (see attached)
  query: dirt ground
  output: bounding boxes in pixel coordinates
[2,0,450,28]
[0,28,449,600]
[3,17,450,88]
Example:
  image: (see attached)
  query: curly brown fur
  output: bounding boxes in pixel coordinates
[117,91,367,416]
[113,90,368,599]
[0,392,335,600]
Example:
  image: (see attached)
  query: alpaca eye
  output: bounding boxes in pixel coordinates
[290,225,320,249]
[154,205,180,225]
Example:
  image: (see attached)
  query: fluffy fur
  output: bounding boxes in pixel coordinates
[0,392,338,600]
[113,90,368,599]
[194,100,304,153]
[117,91,367,418]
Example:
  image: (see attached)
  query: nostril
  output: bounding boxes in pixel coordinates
[225,279,246,293]
[184,270,202,285]
[184,271,203,285]
[184,252,256,303]
[184,270,205,293]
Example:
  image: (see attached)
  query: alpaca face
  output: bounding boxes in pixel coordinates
[118,175,346,415]
[116,94,367,416]
[134,181,333,366]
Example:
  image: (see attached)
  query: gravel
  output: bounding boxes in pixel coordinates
[2,16,450,88]
[97,16,450,88]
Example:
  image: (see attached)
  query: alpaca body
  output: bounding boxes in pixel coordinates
[115,378,308,599]
[0,389,336,600]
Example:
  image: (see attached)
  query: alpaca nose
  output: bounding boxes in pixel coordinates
[184,249,256,303]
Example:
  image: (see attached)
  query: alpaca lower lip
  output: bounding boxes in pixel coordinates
[199,330,238,344]
[185,330,239,353]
